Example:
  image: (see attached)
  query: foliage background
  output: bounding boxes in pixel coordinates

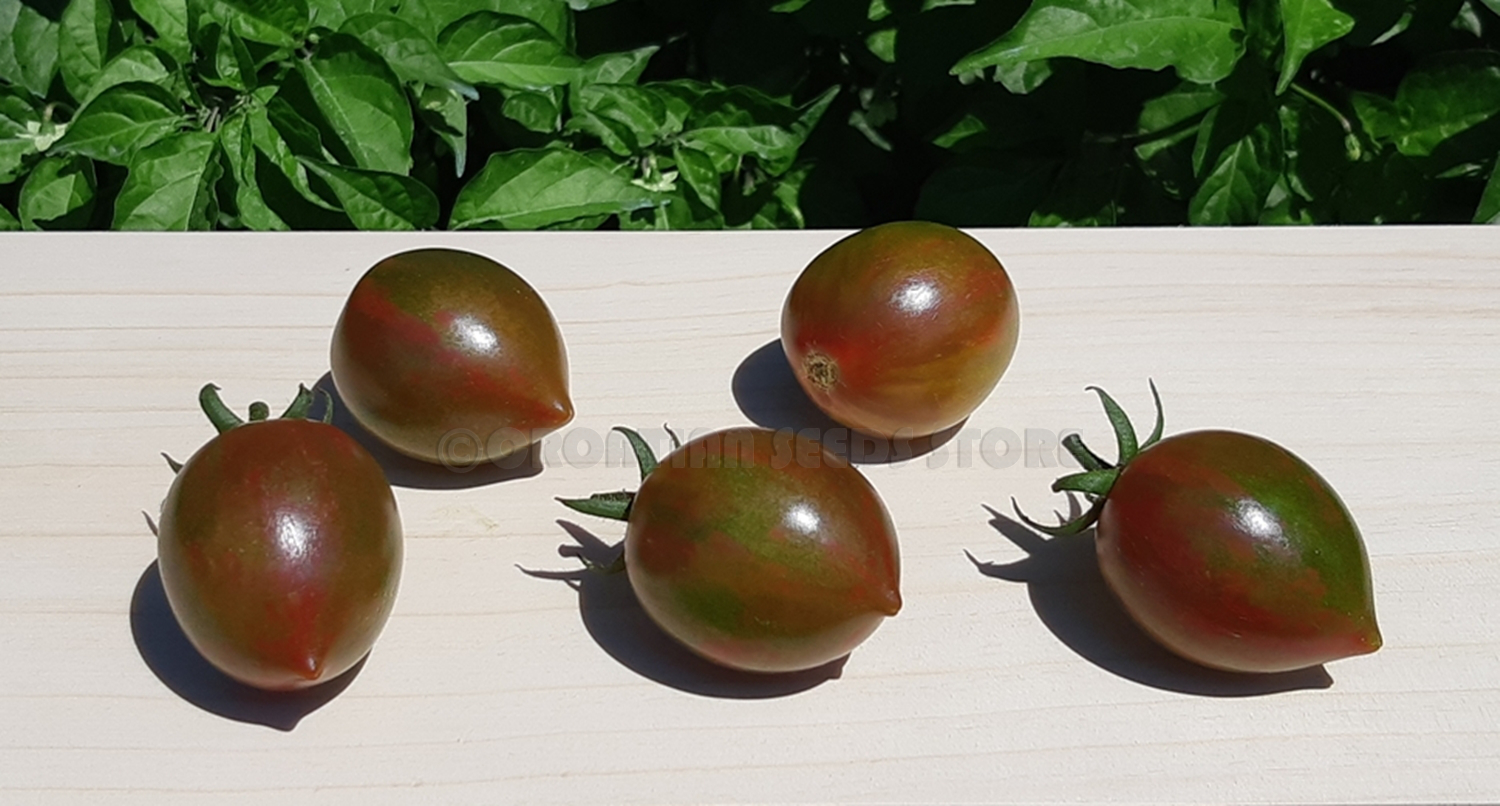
[2,0,1498,231]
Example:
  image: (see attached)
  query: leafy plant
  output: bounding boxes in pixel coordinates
[1,0,1497,229]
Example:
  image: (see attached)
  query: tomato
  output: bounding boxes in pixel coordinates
[1018,384,1380,674]
[157,385,402,691]
[331,247,572,465]
[781,221,1020,439]
[564,427,902,674]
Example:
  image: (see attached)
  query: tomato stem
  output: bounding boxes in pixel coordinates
[1014,380,1165,536]
[199,384,244,434]
[614,426,659,481]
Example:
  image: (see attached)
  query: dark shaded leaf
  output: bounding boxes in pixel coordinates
[217,108,289,229]
[416,85,468,176]
[1474,155,1500,223]
[916,150,1058,226]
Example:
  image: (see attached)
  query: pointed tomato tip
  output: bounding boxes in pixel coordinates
[1360,625,1383,654]
[876,585,902,617]
[297,654,326,682]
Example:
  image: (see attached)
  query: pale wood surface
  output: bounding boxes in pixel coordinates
[1,227,1498,804]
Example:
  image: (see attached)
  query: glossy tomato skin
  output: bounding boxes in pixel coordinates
[158,419,402,691]
[331,248,573,464]
[1096,430,1381,673]
[625,428,902,673]
[781,221,1020,439]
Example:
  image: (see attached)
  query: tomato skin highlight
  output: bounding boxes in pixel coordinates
[624,427,902,673]
[1095,430,1381,673]
[331,248,573,464]
[781,221,1020,439]
[157,419,402,691]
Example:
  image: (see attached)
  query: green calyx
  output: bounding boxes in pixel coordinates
[556,425,682,523]
[1014,380,1164,537]
[199,383,333,434]
[165,383,334,474]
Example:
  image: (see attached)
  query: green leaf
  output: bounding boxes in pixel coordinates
[18,154,96,229]
[0,201,18,230]
[402,0,570,44]
[113,130,221,229]
[439,12,580,90]
[60,0,119,102]
[1350,90,1401,144]
[1277,0,1354,94]
[1,0,62,97]
[566,83,673,155]
[500,86,561,132]
[203,0,309,48]
[1391,51,1500,157]
[53,82,184,165]
[339,13,476,99]
[952,0,1244,85]
[1135,82,1225,162]
[577,45,657,86]
[1188,103,1283,224]
[416,85,467,176]
[197,21,257,91]
[82,45,176,106]
[299,157,439,229]
[993,59,1053,94]
[297,32,413,174]
[130,0,190,62]
[217,109,289,230]
[450,147,660,229]
[674,144,720,211]
[1476,156,1500,223]
[307,0,383,29]
[0,89,41,183]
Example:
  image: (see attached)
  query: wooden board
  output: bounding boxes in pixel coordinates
[2,227,1497,804]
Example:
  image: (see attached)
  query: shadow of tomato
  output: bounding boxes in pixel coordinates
[970,505,1334,697]
[312,372,543,490]
[731,339,962,465]
[521,520,846,699]
[129,560,364,731]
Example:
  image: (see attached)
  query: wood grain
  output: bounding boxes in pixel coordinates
[1,227,1497,804]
